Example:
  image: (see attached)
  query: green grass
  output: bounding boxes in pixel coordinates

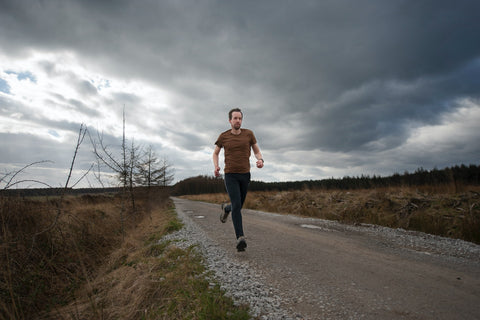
[147,245,250,320]
[165,217,184,233]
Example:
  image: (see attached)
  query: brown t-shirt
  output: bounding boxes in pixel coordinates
[215,129,257,173]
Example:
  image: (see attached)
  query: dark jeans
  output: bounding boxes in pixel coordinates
[224,172,251,239]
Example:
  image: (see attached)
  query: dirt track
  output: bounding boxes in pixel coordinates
[172,198,480,319]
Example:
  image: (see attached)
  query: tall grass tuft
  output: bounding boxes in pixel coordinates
[0,189,157,319]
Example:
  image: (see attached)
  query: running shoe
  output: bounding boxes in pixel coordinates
[236,236,247,252]
[220,203,231,223]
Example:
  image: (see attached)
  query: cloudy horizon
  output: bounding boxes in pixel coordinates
[1,0,479,188]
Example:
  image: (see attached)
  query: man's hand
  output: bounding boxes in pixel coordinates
[256,159,264,169]
[214,166,221,177]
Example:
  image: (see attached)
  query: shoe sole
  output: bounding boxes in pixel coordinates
[220,212,229,223]
[236,239,247,252]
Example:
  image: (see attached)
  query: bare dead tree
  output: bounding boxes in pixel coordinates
[89,130,124,177]
[135,146,174,187]
[92,157,106,188]
[135,145,158,187]
[88,107,143,239]
[122,107,128,190]
[128,139,142,212]
[160,156,175,187]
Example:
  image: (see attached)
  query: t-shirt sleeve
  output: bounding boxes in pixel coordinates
[215,134,223,148]
[250,131,257,146]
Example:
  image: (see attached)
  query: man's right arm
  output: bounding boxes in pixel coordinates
[213,145,221,177]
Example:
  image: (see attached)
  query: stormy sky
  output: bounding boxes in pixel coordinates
[1,0,479,188]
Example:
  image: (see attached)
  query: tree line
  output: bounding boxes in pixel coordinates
[171,164,480,195]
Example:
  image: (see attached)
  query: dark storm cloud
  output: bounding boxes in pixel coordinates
[0,93,96,132]
[0,130,94,171]
[0,95,18,115]
[47,93,101,118]
[171,131,208,152]
[1,132,58,164]
[295,68,475,152]
[76,79,97,96]
[1,0,479,184]
[3,1,479,113]
[310,58,480,152]
[0,130,98,189]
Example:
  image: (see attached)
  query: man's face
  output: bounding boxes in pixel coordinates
[229,111,243,130]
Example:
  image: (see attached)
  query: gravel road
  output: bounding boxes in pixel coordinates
[167,197,480,320]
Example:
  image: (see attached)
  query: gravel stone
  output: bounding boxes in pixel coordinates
[162,206,297,319]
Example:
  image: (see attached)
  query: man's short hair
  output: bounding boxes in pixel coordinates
[229,108,243,120]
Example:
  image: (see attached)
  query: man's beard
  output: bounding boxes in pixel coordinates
[233,124,241,130]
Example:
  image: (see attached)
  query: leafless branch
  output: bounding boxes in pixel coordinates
[64,124,88,190]
[3,179,54,189]
[2,160,54,190]
[93,157,105,188]
[70,163,95,189]
[89,128,123,172]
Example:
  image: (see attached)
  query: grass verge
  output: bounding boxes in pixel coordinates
[56,200,250,320]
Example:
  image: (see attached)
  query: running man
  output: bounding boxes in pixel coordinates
[213,108,264,251]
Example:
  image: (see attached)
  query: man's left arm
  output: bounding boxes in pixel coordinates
[252,143,264,168]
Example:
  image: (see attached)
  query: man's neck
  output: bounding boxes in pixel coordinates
[231,128,241,135]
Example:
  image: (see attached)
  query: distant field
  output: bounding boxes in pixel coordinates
[181,185,480,244]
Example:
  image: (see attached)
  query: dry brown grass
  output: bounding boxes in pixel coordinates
[1,188,249,320]
[1,192,127,319]
[53,197,249,320]
[51,194,173,319]
[182,184,480,244]
[1,190,158,319]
